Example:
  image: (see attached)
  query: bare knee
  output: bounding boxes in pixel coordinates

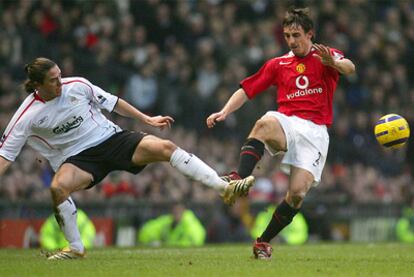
[250,116,286,150]
[251,117,274,138]
[160,139,177,159]
[50,176,71,206]
[286,182,310,209]
[133,136,178,164]
[286,167,314,208]
[286,188,308,209]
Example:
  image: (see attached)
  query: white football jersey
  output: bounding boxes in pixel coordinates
[0,77,122,171]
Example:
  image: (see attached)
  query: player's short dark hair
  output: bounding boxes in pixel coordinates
[23,57,56,94]
[282,7,314,34]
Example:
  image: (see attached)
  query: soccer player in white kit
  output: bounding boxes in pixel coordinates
[207,7,355,259]
[0,57,255,260]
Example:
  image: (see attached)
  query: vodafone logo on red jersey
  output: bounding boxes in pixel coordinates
[295,76,309,89]
[287,75,323,100]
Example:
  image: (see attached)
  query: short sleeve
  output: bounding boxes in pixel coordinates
[240,59,278,99]
[0,116,30,162]
[327,48,345,76]
[77,78,119,112]
[330,48,344,61]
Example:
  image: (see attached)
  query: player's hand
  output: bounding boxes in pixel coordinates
[313,43,335,67]
[146,115,174,130]
[206,111,226,128]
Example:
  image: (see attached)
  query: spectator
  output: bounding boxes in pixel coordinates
[40,209,96,250]
[251,205,308,245]
[396,196,414,243]
[137,203,206,247]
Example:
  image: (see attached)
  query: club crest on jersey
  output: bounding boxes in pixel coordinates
[53,116,84,134]
[296,63,306,74]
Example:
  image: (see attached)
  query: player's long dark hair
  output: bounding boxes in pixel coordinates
[283,7,314,39]
[23,57,56,94]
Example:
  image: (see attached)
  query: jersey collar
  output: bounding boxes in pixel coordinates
[33,92,46,103]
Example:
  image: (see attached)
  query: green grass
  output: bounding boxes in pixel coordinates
[0,243,414,277]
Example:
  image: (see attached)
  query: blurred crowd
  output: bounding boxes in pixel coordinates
[1,0,414,205]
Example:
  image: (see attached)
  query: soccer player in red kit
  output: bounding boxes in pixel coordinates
[207,7,355,259]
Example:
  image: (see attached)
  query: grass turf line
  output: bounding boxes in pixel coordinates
[0,243,413,277]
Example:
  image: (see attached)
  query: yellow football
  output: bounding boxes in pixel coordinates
[374,114,410,149]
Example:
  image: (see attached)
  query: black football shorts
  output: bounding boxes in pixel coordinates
[63,130,147,188]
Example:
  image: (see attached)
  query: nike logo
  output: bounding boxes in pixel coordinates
[279,61,291,65]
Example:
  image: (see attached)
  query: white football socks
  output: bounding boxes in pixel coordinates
[170,147,227,191]
[56,196,84,253]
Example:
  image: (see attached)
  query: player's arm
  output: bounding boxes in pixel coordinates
[207,58,276,128]
[313,43,356,75]
[0,156,12,176]
[330,58,355,75]
[81,78,174,130]
[113,98,174,129]
[206,88,248,128]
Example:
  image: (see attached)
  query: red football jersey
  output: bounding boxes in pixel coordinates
[240,47,345,126]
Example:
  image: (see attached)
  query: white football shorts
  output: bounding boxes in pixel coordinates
[262,111,329,186]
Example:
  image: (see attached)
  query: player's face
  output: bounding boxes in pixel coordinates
[283,25,313,57]
[36,65,62,101]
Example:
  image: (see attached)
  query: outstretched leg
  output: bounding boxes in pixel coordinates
[131,135,255,204]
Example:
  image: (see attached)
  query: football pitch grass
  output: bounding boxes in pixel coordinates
[1,243,413,277]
